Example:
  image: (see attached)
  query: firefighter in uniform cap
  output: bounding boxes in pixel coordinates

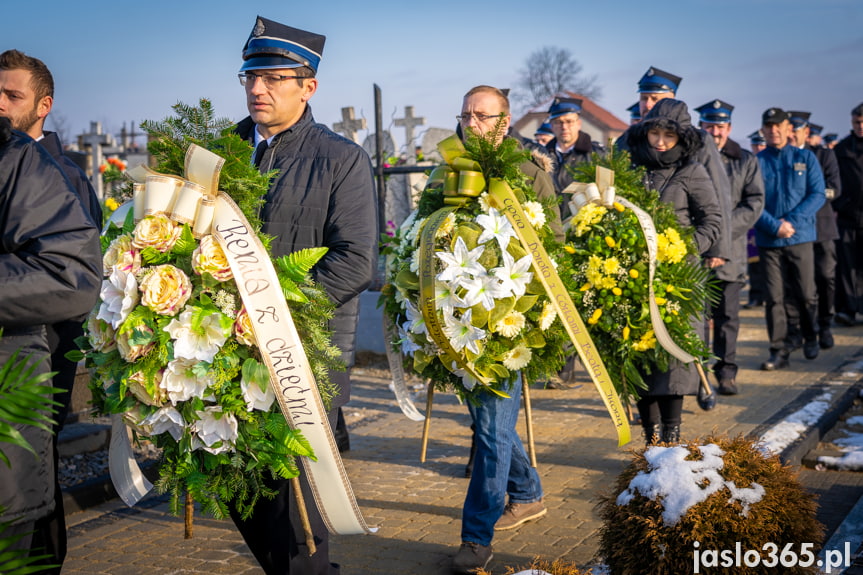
[754,107,825,371]
[786,111,842,350]
[230,15,379,575]
[534,121,554,146]
[695,99,764,395]
[807,122,824,148]
[627,102,641,125]
[824,133,839,149]
[544,96,604,207]
[748,130,767,154]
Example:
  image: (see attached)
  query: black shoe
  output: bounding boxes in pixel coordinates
[803,340,819,360]
[786,334,803,352]
[718,379,738,395]
[820,330,835,349]
[761,351,789,371]
[743,299,763,309]
[453,542,493,575]
[835,312,856,327]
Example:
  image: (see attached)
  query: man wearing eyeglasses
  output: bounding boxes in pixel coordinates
[543,97,604,214]
[231,16,378,575]
[452,85,562,575]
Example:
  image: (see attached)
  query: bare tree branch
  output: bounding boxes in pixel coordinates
[511,46,602,115]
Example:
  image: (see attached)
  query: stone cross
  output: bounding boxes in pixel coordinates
[80,121,112,199]
[333,107,367,143]
[394,106,425,165]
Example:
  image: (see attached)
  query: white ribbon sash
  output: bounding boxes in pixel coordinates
[108,144,373,535]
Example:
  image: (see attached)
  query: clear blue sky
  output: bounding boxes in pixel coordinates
[5,0,862,153]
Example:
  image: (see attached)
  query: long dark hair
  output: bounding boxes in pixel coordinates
[627,99,702,168]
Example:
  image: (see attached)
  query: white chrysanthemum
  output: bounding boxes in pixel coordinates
[141,406,185,440]
[97,268,139,328]
[409,249,421,273]
[241,375,275,412]
[164,308,231,363]
[478,192,492,213]
[406,216,425,243]
[503,345,532,370]
[442,309,485,354]
[495,310,526,338]
[539,301,557,331]
[192,405,238,455]
[398,209,418,235]
[523,201,547,228]
[163,357,212,405]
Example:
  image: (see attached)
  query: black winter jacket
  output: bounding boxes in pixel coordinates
[833,134,863,228]
[715,138,765,283]
[0,125,101,524]
[807,144,841,242]
[545,132,604,216]
[236,107,378,407]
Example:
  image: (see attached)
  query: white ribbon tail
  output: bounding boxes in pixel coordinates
[382,313,425,422]
[108,414,153,507]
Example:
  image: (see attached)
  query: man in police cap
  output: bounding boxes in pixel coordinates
[748,130,767,154]
[544,96,603,210]
[695,99,764,395]
[807,122,824,148]
[626,102,641,125]
[230,15,378,575]
[754,107,825,371]
[534,122,554,146]
[786,111,841,349]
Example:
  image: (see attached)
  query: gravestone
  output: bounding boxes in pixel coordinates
[362,130,396,163]
[394,106,425,165]
[333,106,367,143]
[421,127,457,163]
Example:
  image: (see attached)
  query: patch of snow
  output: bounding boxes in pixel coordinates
[818,451,863,471]
[757,391,833,455]
[846,415,863,427]
[617,444,764,526]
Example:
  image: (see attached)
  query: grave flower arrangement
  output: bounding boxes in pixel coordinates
[379,122,572,399]
[561,150,715,404]
[75,100,343,519]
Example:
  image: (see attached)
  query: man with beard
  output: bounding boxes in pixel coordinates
[0,49,102,574]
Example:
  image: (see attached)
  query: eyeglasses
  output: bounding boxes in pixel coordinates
[456,113,503,123]
[238,72,304,89]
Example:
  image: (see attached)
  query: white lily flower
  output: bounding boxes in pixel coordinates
[404,300,427,336]
[436,236,486,283]
[97,268,139,328]
[192,405,238,455]
[476,208,516,249]
[164,308,231,363]
[460,274,505,311]
[398,323,422,355]
[163,357,212,405]
[443,309,485,354]
[492,250,534,298]
[450,361,480,391]
[434,280,466,315]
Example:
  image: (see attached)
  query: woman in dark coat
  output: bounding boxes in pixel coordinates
[626,99,723,444]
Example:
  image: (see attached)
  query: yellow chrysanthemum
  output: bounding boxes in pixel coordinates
[656,228,687,264]
[603,257,621,275]
[632,330,657,351]
[573,203,608,237]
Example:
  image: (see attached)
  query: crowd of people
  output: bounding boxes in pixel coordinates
[1,16,863,575]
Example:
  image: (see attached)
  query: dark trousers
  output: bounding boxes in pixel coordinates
[747,258,767,304]
[761,243,818,352]
[229,408,340,575]
[786,239,836,334]
[710,280,742,382]
[835,225,863,317]
[26,321,81,574]
[637,395,684,427]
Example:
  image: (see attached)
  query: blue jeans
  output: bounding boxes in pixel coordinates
[461,375,543,546]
